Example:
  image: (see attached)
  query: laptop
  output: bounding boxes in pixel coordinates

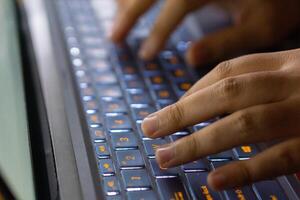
[21,0,300,199]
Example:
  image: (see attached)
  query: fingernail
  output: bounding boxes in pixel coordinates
[142,115,159,136]
[156,145,175,169]
[208,171,227,191]
[138,40,156,60]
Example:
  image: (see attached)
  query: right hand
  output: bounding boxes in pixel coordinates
[110,0,300,66]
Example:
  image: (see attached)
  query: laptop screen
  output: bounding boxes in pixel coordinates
[0,0,35,199]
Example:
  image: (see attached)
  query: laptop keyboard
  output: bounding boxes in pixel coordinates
[55,0,291,199]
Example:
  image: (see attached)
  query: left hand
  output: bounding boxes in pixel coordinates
[141,48,300,190]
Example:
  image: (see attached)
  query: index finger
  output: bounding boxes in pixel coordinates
[110,0,155,43]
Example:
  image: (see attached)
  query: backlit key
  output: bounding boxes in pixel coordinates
[116,150,144,168]
[154,88,176,101]
[121,169,151,189]
[95,143,110,157]
[97,85,122,98]
[234,145,259,159]
[185,172,222,200]
[126,190,157,200]
[103,176,121,196]
[224,186,258,200]
[143,139,168,157]
[182,160,209,172]
[208,150,234,161]
[102,99,127,113]
[253,180,288,200]
[106,115,132,130]
[98,159,115,175]
[93,72,118,85]
[149,159,178,177]
[156,178,188,200]
[90,126,106,142]
[127,91,152,105]
[111,132,138,149]
[124,78,145,89]
[131,107,156,121]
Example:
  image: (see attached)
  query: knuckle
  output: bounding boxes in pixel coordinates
[238,162,253,184]
[235,111,255,139]
[276,147,298,171]
[215,60,232,79]
[182,134,200,159]
[217,77,242,100]
[166,102,185,128]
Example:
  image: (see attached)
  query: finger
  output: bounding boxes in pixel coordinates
[142,71,291,138]
[182,51,286,99]
[139,0,207,60]
[208,137,300,190]
[110,0,155,43]
[155,99,296,169]
[185,18,277,67]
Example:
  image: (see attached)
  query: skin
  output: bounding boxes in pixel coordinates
[110,0,300,66]
[110,0,300,191]
[142,49,300,190]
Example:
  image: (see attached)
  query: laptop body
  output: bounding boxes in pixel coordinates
[21,0,300,199]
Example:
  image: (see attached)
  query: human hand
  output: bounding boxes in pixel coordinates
[141,48,300,190]
[110,0,300,66]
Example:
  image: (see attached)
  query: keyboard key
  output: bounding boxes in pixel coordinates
[89,59,111,72]
[121,65,139,76]
[142,60,161,74]
[103,176,121,196]
[106,196,121,200]
[234,145,259,160]
[193,122,211,131]
[177,82,193,92]
[170,68,188,79]
[111,132,138,149]
[149,159,178,177]
[106,115,132,130]
[102,99,127,113]
[87,113,103,125]
[182,160,209,172]
[90,126,106,142]
[127,91,152,105]
[208,150,234,161]
[224,186,258,200]
[93,72,118,85]
[81,86,95,96]
[121,169,151,189]
[95,143,110,157]
[253,180,288,200]
[185,172,222,200]
[98,159,115,175]
[156,178,188,200]
[211,161,228,170]
[124,78,145,89]
[97,85,122,98]
[154,88,176,101]
[126,191,157,200]
[160,51,181,68]
[116,150,145,168]
[169,134,186,142]
[131,106,156,121]
[83,99,99,110]
[143,139,168,157]
[149,75,168,86]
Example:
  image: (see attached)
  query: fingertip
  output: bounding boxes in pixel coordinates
[186,43,209,66]
[207,171,227,191]
[141,115,159,137]
[138,39,160,60]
